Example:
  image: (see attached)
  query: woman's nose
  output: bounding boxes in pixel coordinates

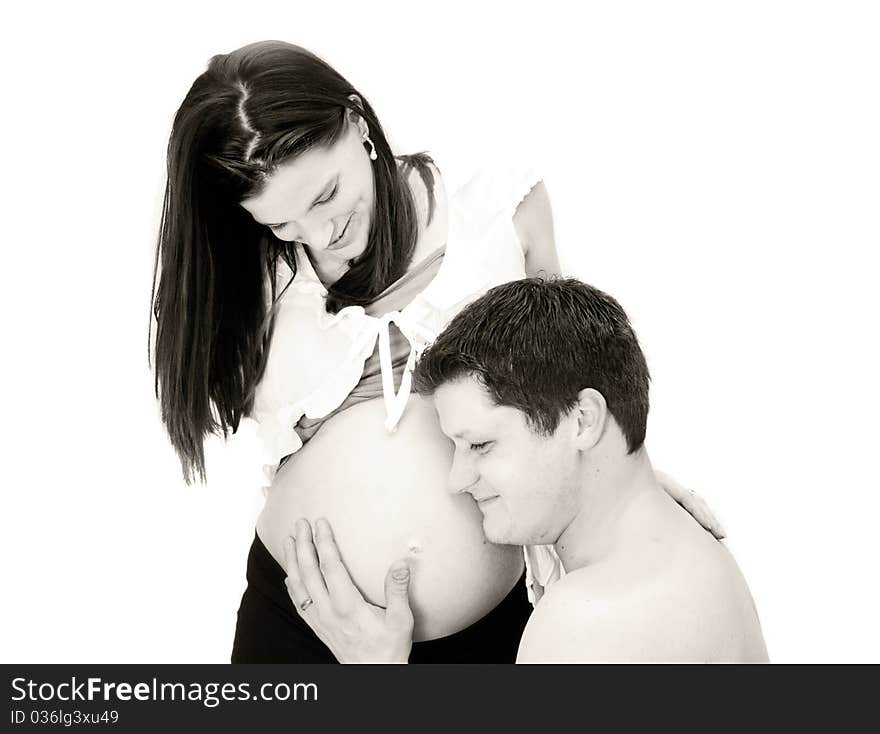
[295,218,334,250]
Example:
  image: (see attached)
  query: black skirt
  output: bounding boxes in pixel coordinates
[231,532,531,663]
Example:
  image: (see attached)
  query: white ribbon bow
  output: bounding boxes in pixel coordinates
[375,311,438,432]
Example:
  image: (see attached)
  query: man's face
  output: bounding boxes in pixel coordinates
[433,376,582,546]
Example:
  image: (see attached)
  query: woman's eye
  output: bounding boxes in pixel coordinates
[470,442,492,453]
[266,181,339,232]
[316,183,339,206]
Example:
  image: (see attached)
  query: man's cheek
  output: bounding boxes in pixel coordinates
[481,457,509,488]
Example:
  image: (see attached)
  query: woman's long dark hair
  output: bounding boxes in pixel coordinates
[150,41,435,482]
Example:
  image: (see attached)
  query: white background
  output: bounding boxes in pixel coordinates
[2,0,877,663]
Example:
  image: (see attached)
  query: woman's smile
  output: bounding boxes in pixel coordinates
[326,210,357,251]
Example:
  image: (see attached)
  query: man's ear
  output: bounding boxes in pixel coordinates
[573,388,608,451]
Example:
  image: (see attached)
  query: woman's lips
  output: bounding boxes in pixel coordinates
[327,211,355,250]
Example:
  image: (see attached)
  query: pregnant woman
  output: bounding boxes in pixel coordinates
[151,40,719,662]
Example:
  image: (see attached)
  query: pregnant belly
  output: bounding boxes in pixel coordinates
[256,394,525,641]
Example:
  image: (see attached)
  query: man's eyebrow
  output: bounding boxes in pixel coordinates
[449,430,477,440]
[262,174,337,227]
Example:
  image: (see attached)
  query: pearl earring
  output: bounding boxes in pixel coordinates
[362,130,378,161]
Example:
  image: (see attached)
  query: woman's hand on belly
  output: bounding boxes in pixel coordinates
[283,518,414,663]
[256,394,525,641]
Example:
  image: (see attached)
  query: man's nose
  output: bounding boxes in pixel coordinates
[447,448,478,495]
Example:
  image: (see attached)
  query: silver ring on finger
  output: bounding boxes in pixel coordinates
[300,597,314,612]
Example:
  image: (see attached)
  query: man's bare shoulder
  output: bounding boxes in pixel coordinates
[516,542,768,663]
[516,566,662,663]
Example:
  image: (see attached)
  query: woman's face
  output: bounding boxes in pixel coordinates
[240,118,375,266]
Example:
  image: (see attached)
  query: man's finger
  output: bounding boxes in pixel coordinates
[383,560,414,630]
[294,518,329,606]
[313,518,363,607]
[282,536,311,613]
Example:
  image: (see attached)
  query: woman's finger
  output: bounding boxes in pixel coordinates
[383,560,415,631]
[706,507,727,539]
[313,518,363,609]
[655,470,686,503]
[685,494,727,539]
[294,518,330,606]
[282,536,312,614]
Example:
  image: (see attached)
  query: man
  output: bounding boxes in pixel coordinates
[283,278,768,662]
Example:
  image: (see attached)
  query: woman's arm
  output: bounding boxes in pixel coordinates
[514,181,561,278]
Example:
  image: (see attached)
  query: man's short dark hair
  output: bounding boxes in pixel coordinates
[413,278,650,453]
